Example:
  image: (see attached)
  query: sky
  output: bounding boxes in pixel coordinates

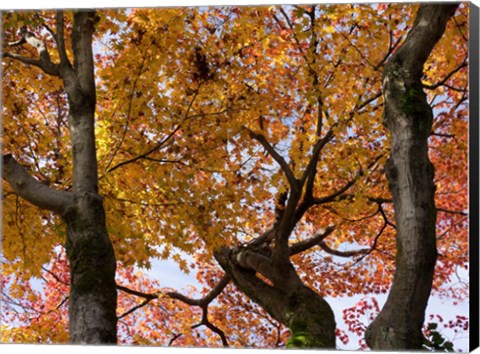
[1,1,479,354]
[149,255,470,351]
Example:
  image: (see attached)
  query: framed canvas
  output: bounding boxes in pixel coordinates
[1,0,479,352]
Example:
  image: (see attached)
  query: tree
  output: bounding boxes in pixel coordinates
[1,3,469,349]
[365,4,460,349]
[2,11,117,343]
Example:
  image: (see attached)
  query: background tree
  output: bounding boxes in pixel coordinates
[1,3,469,349]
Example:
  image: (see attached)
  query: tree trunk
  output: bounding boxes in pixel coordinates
[216,247,336,348]
[64,193,117,343]
[2,10,118,344]
[365,4,459,350]
[62,11,118,344]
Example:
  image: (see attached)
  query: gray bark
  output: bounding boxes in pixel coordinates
[365,4,459,350]
[2,154,74,214]
[64,192,117,343]
[215,237,336,348]
[3,11,117,344]
[59,11,117,344]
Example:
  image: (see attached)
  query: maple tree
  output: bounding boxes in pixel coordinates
[1,2,469,349]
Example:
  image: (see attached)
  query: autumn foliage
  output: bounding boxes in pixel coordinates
[1,3,469,349]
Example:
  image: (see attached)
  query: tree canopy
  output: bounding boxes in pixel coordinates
[1,3,469,349]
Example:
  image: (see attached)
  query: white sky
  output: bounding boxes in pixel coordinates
[148,256,470,351]
[1,1,479,354]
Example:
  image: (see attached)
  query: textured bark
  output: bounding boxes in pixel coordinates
[62,11,117,344]
[65,12,99,194]
[216,245,336,348]
[2,154,74,213]
[365,4,459,350]
[63,193,117,343]
[3,11,117,344]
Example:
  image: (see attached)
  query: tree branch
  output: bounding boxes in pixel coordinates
[289,226,335,255]
[437,207,467,216]
[116,274,231,339]
[374,29,404,71]
[312,155,383,205]
[55,11,70,65]
[431,132,455,138]
[340,31,377,70]
[107,84,203,173]
[245,127,299,192]
[3,26,60,76]
[368,196,393,204]
[353,220,389,265]
[2,52,59,76]
[42,266,70,286]
[168,332,183,346]
[2,154,74,214]
[116,284,158,300]
[43,23,56,40]
[104,46,151,171]
[423,58,467,90]
[300,129,335,199]
[194,306,228,347]
[118,282,225,310]
[312,174,360,205]
[318,241,369,258]
[324,203,380,222]
[118,297,156,319]
[378,202,396,228]
[166,274,231,307]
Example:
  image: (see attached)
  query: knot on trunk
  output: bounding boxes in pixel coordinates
[231,242,272,273]
[61,192,104,223]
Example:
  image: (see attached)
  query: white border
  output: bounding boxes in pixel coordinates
[1,0,479,10]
